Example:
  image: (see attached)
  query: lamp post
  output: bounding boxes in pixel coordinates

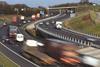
[93,3,96,11]
[14,8,19,15]
[47,8,50,16]
[21,8,25,16]
[21,8,24,11]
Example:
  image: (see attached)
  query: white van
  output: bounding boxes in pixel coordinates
[55,21,63,29]
[16,34,24,42]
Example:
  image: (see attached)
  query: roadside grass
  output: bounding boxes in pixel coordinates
[0,19,4,24]
[64,10,100,36]
[0,15,13,22]
[0,51,19,67]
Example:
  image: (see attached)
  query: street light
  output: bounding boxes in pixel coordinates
[93,3,96,11]
[21,8,24,11]
[14,8,25,15]
[21,8,25,16]
[14,8,19,15]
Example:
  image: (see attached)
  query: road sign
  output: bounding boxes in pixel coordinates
[40,11,45,16]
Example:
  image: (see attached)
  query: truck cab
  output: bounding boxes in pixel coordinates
[8,25,18,38]
[55,21,63,29]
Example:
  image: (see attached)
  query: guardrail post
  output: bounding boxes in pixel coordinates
[71,38,74,42]
[64,36,67,40]
[67,37,69,40]
[80,40,83,44]
[62,36,64,39]
[83,41,87,46]
[74,38,77,42]
[90,42,93,46]
[77,39,80,43]
[69,37,72,41]
[79,45,84,48]
[87,41,90,46]
[60,35,62,38]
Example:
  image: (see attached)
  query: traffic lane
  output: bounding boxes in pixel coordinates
[4,40,23,53]
[38,23,87,41]
[47,15,100,43]
[39,19,100,45]
[36,30,93,67]
[62,28,100,44]
[38,25,80,45]
[0,25,40,67]
[0,43,39,67]
[0,25,24,53]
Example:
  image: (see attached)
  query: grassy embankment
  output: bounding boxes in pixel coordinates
[64,10,100,36]
[0,15,14,22]
[0,52,19,67]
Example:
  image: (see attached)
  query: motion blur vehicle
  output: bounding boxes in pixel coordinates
[8,25,18,38]
[43,39,81,66]
[77,47,100,67]
[22,40,57,66]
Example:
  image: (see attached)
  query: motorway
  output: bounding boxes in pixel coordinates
[0,25,40,67]
[0,15,63,67]
[26,14,95,67]
[34,13,100,48]
[0,13,99,67]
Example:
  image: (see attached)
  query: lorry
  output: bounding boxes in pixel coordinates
[43,38,81,66]
[43,39,95,67]
[55,21,63,29]
[8,25,18,38]
[16,34,24,42]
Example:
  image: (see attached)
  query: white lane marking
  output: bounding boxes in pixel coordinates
[0,42,40,67]
[0,51,20,67]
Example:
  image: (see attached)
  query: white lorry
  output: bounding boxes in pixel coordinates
[16,34,24,42]
[55,21,63,29]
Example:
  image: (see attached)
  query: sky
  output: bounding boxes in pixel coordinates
[1,0,100,7]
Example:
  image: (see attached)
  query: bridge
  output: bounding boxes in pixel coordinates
[47,6,77,16]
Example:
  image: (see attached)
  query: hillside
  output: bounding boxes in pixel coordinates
[64,10,100,36]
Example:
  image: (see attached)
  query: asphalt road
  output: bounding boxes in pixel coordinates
[26,14,94,67]
[0,13,96,67]
[36,14,100,48]
[0,25,40,67]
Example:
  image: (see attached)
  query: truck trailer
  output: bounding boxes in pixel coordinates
[42,39,81,65]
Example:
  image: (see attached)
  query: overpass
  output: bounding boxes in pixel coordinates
[47,6,77,10]
[47,6,77,16]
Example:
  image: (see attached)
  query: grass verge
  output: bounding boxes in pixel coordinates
[64,10,100,36]
[0,51,20,67]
